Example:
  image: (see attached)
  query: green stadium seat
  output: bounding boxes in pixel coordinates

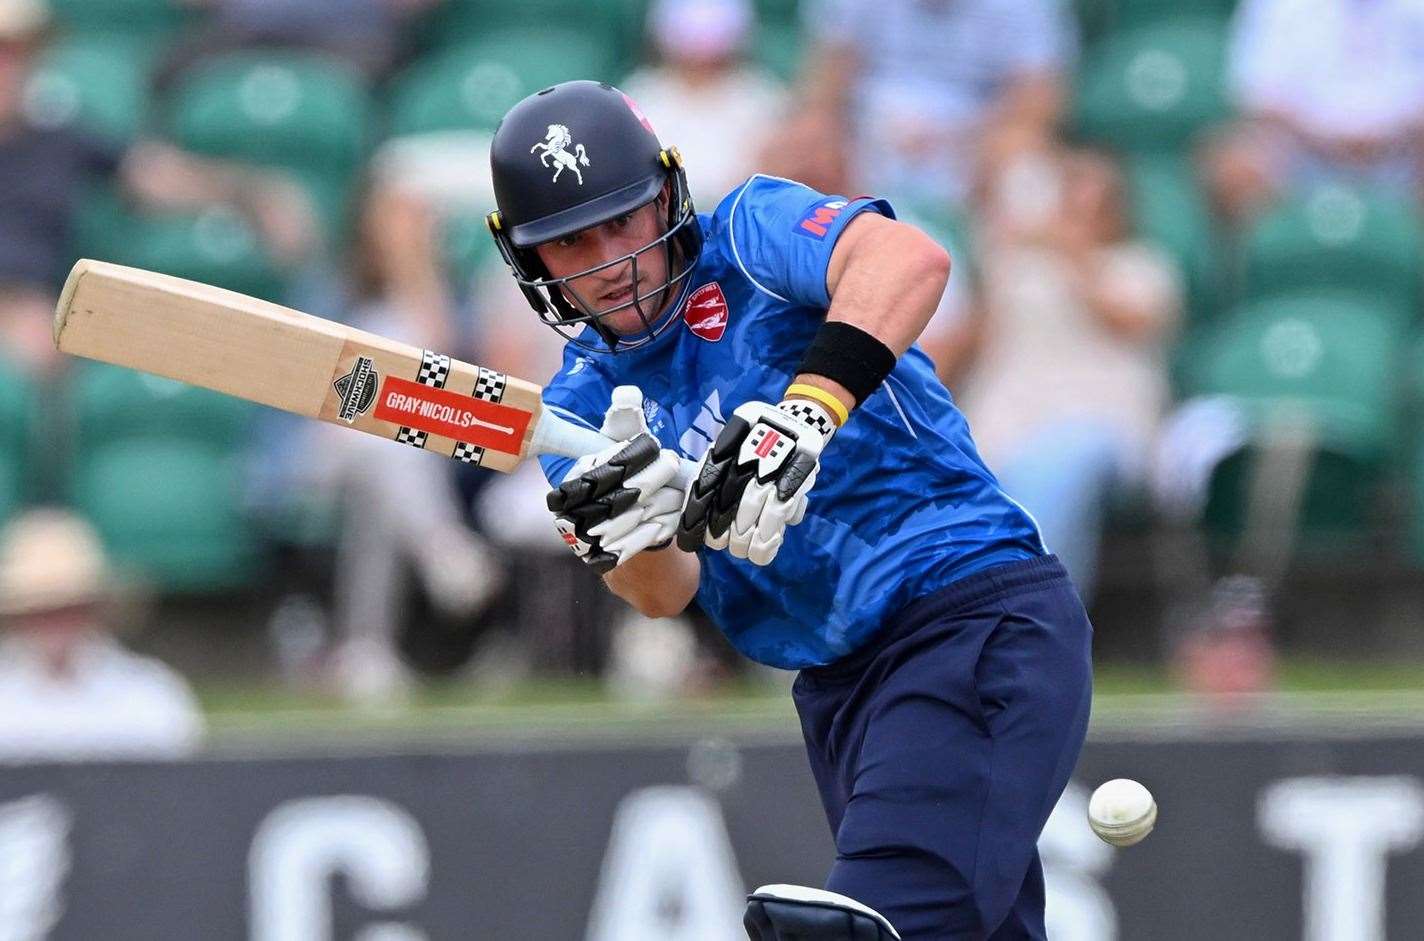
[1395,334,1424,560]
[754,0,801,22]
[413,0,636,65]
[166,51,371,243]
[48,0,191,41]
[167,51,369,169]
[67,363,263,592]
[71,439,263,592]
[1073,16,1230,154]
[1240,183,1423,326]
[1073,0,1118,49]
[71,363,256,449]
[752,21,804,83]
[0,356,33,528]
[386,30,619,137]
[441,211,502,289]
[23,35,157,143]
[0,461,20,532]
[1074,0,1236,52]
[1125,153,1219,322]
[1109,0,1235,32]
[1179,296,1404,539]
[71,188,289,304]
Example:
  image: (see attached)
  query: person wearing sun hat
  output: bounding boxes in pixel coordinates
[0,508,205,762]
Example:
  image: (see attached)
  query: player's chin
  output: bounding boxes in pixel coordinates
[599,304,658,337]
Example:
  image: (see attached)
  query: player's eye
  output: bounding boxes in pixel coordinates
[556,232,581,248]
[612,213,633,228]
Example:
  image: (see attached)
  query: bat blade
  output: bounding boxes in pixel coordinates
[54,259,611,471]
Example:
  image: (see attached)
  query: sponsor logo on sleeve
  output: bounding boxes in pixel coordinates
[795,199,849,239]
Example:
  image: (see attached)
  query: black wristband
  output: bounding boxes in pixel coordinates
[794,321,897,406]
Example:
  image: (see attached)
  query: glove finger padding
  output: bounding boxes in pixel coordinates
[600,495,683,560]
[548,434,659,516]
[776,452,820,502]
[726,480,802,566]
[676,415,757,551]
[620,448,682,502]
[732,479,774,545]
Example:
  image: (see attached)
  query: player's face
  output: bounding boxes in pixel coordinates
[534,197,673,335]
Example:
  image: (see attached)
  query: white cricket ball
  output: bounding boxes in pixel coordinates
[1088,778,1157,847]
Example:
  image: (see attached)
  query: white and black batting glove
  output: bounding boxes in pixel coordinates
[548,387,685,574]
[675,398,837,566]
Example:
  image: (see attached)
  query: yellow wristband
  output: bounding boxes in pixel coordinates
[785,383,850,427]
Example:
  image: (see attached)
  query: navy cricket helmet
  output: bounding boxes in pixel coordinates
[486,80,702,351]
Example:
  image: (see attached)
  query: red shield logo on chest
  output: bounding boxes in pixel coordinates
[683,282,729,342]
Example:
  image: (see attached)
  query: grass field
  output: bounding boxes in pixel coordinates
[194,657,1424,746]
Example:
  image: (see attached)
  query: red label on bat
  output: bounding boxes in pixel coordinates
[374,375,532,453]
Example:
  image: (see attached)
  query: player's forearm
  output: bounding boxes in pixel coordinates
[602,544,701,619]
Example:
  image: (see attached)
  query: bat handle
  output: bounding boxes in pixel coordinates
[532,411,698,490]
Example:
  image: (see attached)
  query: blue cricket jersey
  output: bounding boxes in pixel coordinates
[539,175,1045,669]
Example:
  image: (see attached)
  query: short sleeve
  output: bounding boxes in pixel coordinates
[719,175,894,310]
[536,347,613,487]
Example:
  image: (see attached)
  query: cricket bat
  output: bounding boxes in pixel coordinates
[55,259,675,477]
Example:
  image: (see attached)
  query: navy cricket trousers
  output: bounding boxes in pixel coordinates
[791,555,1093,940]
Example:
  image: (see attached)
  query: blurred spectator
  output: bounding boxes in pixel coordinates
[1171,574,1278,702]
[958,148,1181,603]
[257,180,504,705]
[469,262,729,695]
[0,0,319,379]
[621,0,788,209]
[1207,0,1424,223]
[786,0,1076,210]
[467,263,637,682]
[159,0,441,87]
[0,508,205,762]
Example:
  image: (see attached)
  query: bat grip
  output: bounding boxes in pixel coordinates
[532,411,698,490]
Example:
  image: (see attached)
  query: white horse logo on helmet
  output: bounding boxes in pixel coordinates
[531,124,591,185]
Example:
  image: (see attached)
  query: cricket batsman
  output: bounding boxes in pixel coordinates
[486,81,1093,940]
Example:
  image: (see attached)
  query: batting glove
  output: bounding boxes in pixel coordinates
[675,398,837,566]
[547,387,685,574]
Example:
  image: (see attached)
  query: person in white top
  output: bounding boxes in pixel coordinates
[1208,0,1424,221]
[0,508,204,762]
[958,148,1181,603]
[620,0,788,211]
[793,0,1077,211]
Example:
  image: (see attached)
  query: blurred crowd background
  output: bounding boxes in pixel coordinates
[2,0,1423,754]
